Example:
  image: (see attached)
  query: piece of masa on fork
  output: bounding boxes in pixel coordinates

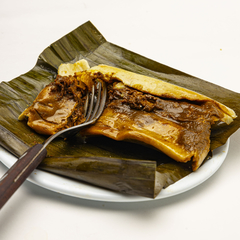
[0,81,107,209]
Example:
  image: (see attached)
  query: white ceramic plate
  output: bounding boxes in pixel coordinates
[0,139,229,202]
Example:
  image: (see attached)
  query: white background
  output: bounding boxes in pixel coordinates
[1,0,240,239]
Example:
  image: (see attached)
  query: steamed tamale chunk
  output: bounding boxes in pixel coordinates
[18,59,92,135]
[81,81,226,171]
[19,62,236,171]
[80,65,236,171]
[18,74,92,135]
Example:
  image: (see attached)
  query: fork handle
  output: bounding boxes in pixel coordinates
[0,144,47,209]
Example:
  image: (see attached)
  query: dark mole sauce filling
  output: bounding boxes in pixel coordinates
[51,75,87,100]
[105,81,224,152]
[47,75,87,127]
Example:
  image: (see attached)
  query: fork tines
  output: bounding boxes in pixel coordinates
[85,81,107,122]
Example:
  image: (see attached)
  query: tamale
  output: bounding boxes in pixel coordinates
[19,61,236,171]
[1,21,240,199]
[81,65,236,171]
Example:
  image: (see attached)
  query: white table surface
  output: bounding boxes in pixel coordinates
[1,0,240,239]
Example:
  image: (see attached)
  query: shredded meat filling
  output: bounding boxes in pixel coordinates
[107,82,223,145]
[49,75,87,128]
[107,83,223,123]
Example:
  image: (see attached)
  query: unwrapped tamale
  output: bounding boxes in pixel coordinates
[1,22,240,199]
[19,60,236,171]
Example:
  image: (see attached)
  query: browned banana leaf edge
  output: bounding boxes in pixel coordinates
[0,21,239,198]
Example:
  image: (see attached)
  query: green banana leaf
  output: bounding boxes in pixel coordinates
[0,21,239,198]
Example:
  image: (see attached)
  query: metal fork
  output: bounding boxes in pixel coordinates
[0,81,107,209]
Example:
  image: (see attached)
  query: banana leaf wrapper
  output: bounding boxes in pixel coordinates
[40,156,164,198]
[0,21,239,198]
